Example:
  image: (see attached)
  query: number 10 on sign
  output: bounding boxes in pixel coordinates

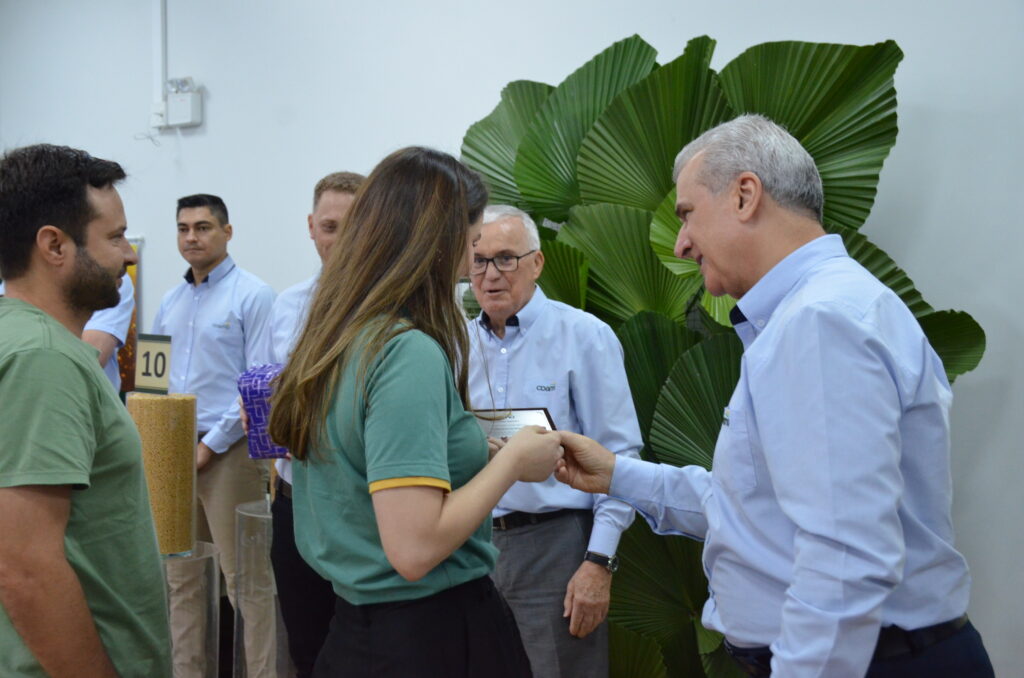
[135,334,171,394]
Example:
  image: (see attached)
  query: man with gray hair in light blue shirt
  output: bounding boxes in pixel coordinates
[555,114,994,678]
[467,204,642,678]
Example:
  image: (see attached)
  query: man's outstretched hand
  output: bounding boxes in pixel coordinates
[554,431,616,495]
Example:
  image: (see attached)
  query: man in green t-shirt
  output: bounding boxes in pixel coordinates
[0,144,172,678]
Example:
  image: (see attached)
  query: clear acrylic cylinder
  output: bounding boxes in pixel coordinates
[233,499,292,677]
[164,540,220,678]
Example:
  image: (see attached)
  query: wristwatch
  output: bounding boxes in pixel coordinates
[584,550,619,573]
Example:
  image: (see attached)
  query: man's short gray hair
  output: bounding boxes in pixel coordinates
[482,205,541,250]
[672,114,823,222]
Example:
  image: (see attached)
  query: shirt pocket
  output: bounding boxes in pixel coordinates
[531,380,566,431]
[710,394,758,494]
[211,311,244,353]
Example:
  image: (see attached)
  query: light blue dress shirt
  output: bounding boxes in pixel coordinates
[610,234,971,677]
[84,274,135,391]
[264,274,318,483]
[152,256,275,453]
[468,286,642,557]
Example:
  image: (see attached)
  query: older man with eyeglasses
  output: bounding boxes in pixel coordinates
[466,205,642,678]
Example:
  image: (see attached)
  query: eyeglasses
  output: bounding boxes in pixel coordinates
[470,249,537,275]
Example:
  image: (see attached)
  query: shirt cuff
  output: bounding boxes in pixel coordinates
[202,428,238,454]
[586,520,623,557]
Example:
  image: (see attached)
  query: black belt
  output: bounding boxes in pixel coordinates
[723,614,970,677]
[492,508,583,530]
[275,476,292,499]
[874,613,969,659]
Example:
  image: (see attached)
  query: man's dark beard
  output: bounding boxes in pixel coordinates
[66,249,121,313]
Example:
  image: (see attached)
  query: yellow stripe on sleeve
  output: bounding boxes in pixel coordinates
[368,476,452,494]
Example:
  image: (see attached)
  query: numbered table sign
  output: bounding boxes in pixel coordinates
[135,333,171,394]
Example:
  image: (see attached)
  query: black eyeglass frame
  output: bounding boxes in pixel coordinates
[469,249,538,276]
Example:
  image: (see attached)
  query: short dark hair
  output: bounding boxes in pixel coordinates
[0,144,126,280]
[177,193,228,226]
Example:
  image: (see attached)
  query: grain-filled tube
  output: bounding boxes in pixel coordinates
[127,393,197,555]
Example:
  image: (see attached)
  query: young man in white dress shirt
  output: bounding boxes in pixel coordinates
[467,206,643,678]
[555,115,994,678]
[153,193,276,678]
[265,171,363,678]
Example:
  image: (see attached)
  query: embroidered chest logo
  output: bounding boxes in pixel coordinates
[213,319,232,330]
[536,383,556,392]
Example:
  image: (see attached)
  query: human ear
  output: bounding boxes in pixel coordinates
[735,171,762,222]
[36,225,70,266]
[531,249,545,280]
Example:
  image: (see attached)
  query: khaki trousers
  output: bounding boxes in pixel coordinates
[167,438,275,678]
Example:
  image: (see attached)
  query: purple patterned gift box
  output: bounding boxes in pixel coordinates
[238,363,289,459]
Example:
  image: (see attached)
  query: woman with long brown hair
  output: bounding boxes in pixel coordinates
[269,147,561,677]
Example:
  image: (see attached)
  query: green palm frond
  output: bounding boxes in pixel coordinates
[719,40,903,230]
[609,622,669,678]
[577,35,734,212]
[650,334,744,469]
[461,80,554,206]
[559,203,702,326]
[918,310,986,383]
[514,35,658,221]
[615,311,701,450]
[537,238,589,309]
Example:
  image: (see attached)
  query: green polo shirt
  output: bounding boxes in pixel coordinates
[0,298,171,678]
[293,328,497,605]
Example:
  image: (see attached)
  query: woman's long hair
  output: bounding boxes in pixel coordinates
[269,147,488,460]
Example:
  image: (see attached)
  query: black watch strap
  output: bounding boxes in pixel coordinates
[584,550,619,573]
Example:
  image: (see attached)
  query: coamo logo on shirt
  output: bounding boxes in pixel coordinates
[213,320,232,330]
[536,383,556,392]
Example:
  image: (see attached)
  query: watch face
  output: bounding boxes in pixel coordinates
[586,551,619,573]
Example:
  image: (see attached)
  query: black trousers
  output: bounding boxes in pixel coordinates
[865,621,993,678]
[726,619,994,677]
[270,490,335,678]
[313,576,533,678]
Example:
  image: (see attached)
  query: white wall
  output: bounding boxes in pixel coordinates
[2,0,1021,672]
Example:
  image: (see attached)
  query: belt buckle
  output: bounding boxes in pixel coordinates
[495,515,508,530]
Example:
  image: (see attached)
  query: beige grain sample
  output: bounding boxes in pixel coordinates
[127,393,196,555]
